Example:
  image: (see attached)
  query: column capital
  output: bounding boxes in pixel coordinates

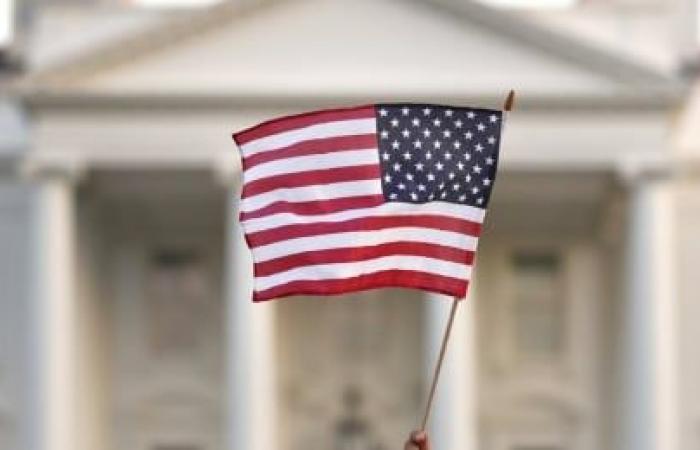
[212,151,241,187]
[20,153,87,184]
[615,156,673,188]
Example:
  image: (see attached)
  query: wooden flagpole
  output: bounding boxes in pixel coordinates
[418,90,515,432]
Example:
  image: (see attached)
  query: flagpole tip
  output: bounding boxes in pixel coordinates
[504,90,516,112]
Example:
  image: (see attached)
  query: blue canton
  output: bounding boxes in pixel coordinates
[376,104,502,208]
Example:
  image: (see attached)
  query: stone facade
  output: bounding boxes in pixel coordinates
[1,1,699,450]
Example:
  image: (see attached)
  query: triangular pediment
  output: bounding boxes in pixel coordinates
[32,0,672,99]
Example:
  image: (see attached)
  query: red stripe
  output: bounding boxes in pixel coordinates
[243,134,378,170]
[233,105,376,146]
[254,243,474,277]
[242,165,381,199]
[239,195,385,222]
[247,214,482,248]
[253,270,468,302]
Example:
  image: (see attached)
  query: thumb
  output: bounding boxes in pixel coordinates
[410,430,431,450]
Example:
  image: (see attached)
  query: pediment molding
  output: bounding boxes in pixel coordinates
[18,0,682,99]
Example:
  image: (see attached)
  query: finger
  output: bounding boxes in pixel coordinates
[404,439,418,450]
[412,430,427,441]
[411,430,430,450]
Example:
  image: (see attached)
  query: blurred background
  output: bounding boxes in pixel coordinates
[1,0,700,450]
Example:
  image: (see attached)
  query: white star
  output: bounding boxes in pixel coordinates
[390,193,398,200]
[415,162,425,171]
[406,172,414,181]
[423,107,432,116]
[392,140,401,150]
[428,193,435,200]
[477,123,486,131]
[410,192,418,201]
[453,183,461,191]
[381,130,389,139]
[445,109,454,117]
[465,174,472,183]
[427,173,436,181]
[488,136,496,145]
[448,172,456,180]
[440,191,447,199]
[398,183,406,190]
[471,186,480,194]
[453,141,461,149]
[403,151,412,160]
[425,151,433,160]
[486,156,495,165]
[384,174,392,183]
[433,140,442,149]
[412,118,421,127]
[413,139,422,149]
[418,184,426,191]
[442,129,452,138]
[483,178,492,186]
[457,161,465,171]
[459,194,467,202]
[464,153,472,161]
[473,164,482,174]
[444,151,452,160]
[402,129,411,138]
[490,114,499,123]
[438,182,446,190]
[379,108,388,117]
[477,197,484,205]
[393,162,402,172]
[435,161,444,171]
[433,118,442,127]
[467,111,476,119]
[454,119,463,128]
[465,131,473,140]
[402,107,411,116]
[423,129,432,138]
[475,143,484,152]
[391,118,400,128]
[382,152,390,161]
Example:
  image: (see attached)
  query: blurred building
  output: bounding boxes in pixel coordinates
[1,0,699,450]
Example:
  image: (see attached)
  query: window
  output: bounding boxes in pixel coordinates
[146,249,211,359]
[153,445,201,450]
[513,447,563,450]
[512,252,564,361]
[130,0,222,8]
[477,0,576,9]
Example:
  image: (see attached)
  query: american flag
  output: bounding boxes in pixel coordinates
[233,104,503,302]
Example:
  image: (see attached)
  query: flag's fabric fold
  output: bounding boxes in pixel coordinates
[232,104,503,302]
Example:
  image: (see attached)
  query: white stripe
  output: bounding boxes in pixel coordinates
[240,118,377,157]
[255,255,472,291]
[241,179,382,214]
[241,201,485,233]
[244,148,379,184]
[252,227,478,263]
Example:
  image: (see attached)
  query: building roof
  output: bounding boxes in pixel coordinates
[15,0,686,107]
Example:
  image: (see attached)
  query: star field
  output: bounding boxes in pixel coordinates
[376,104,502,208]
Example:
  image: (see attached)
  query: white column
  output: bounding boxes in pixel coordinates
[425,288,477,450]
[30,176,78,450]
[225,178,277,450]
[620,175,678,450]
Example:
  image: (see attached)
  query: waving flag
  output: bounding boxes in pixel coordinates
[232,104,503,302]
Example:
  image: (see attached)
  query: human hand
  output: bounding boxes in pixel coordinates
[404,430,431,450]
